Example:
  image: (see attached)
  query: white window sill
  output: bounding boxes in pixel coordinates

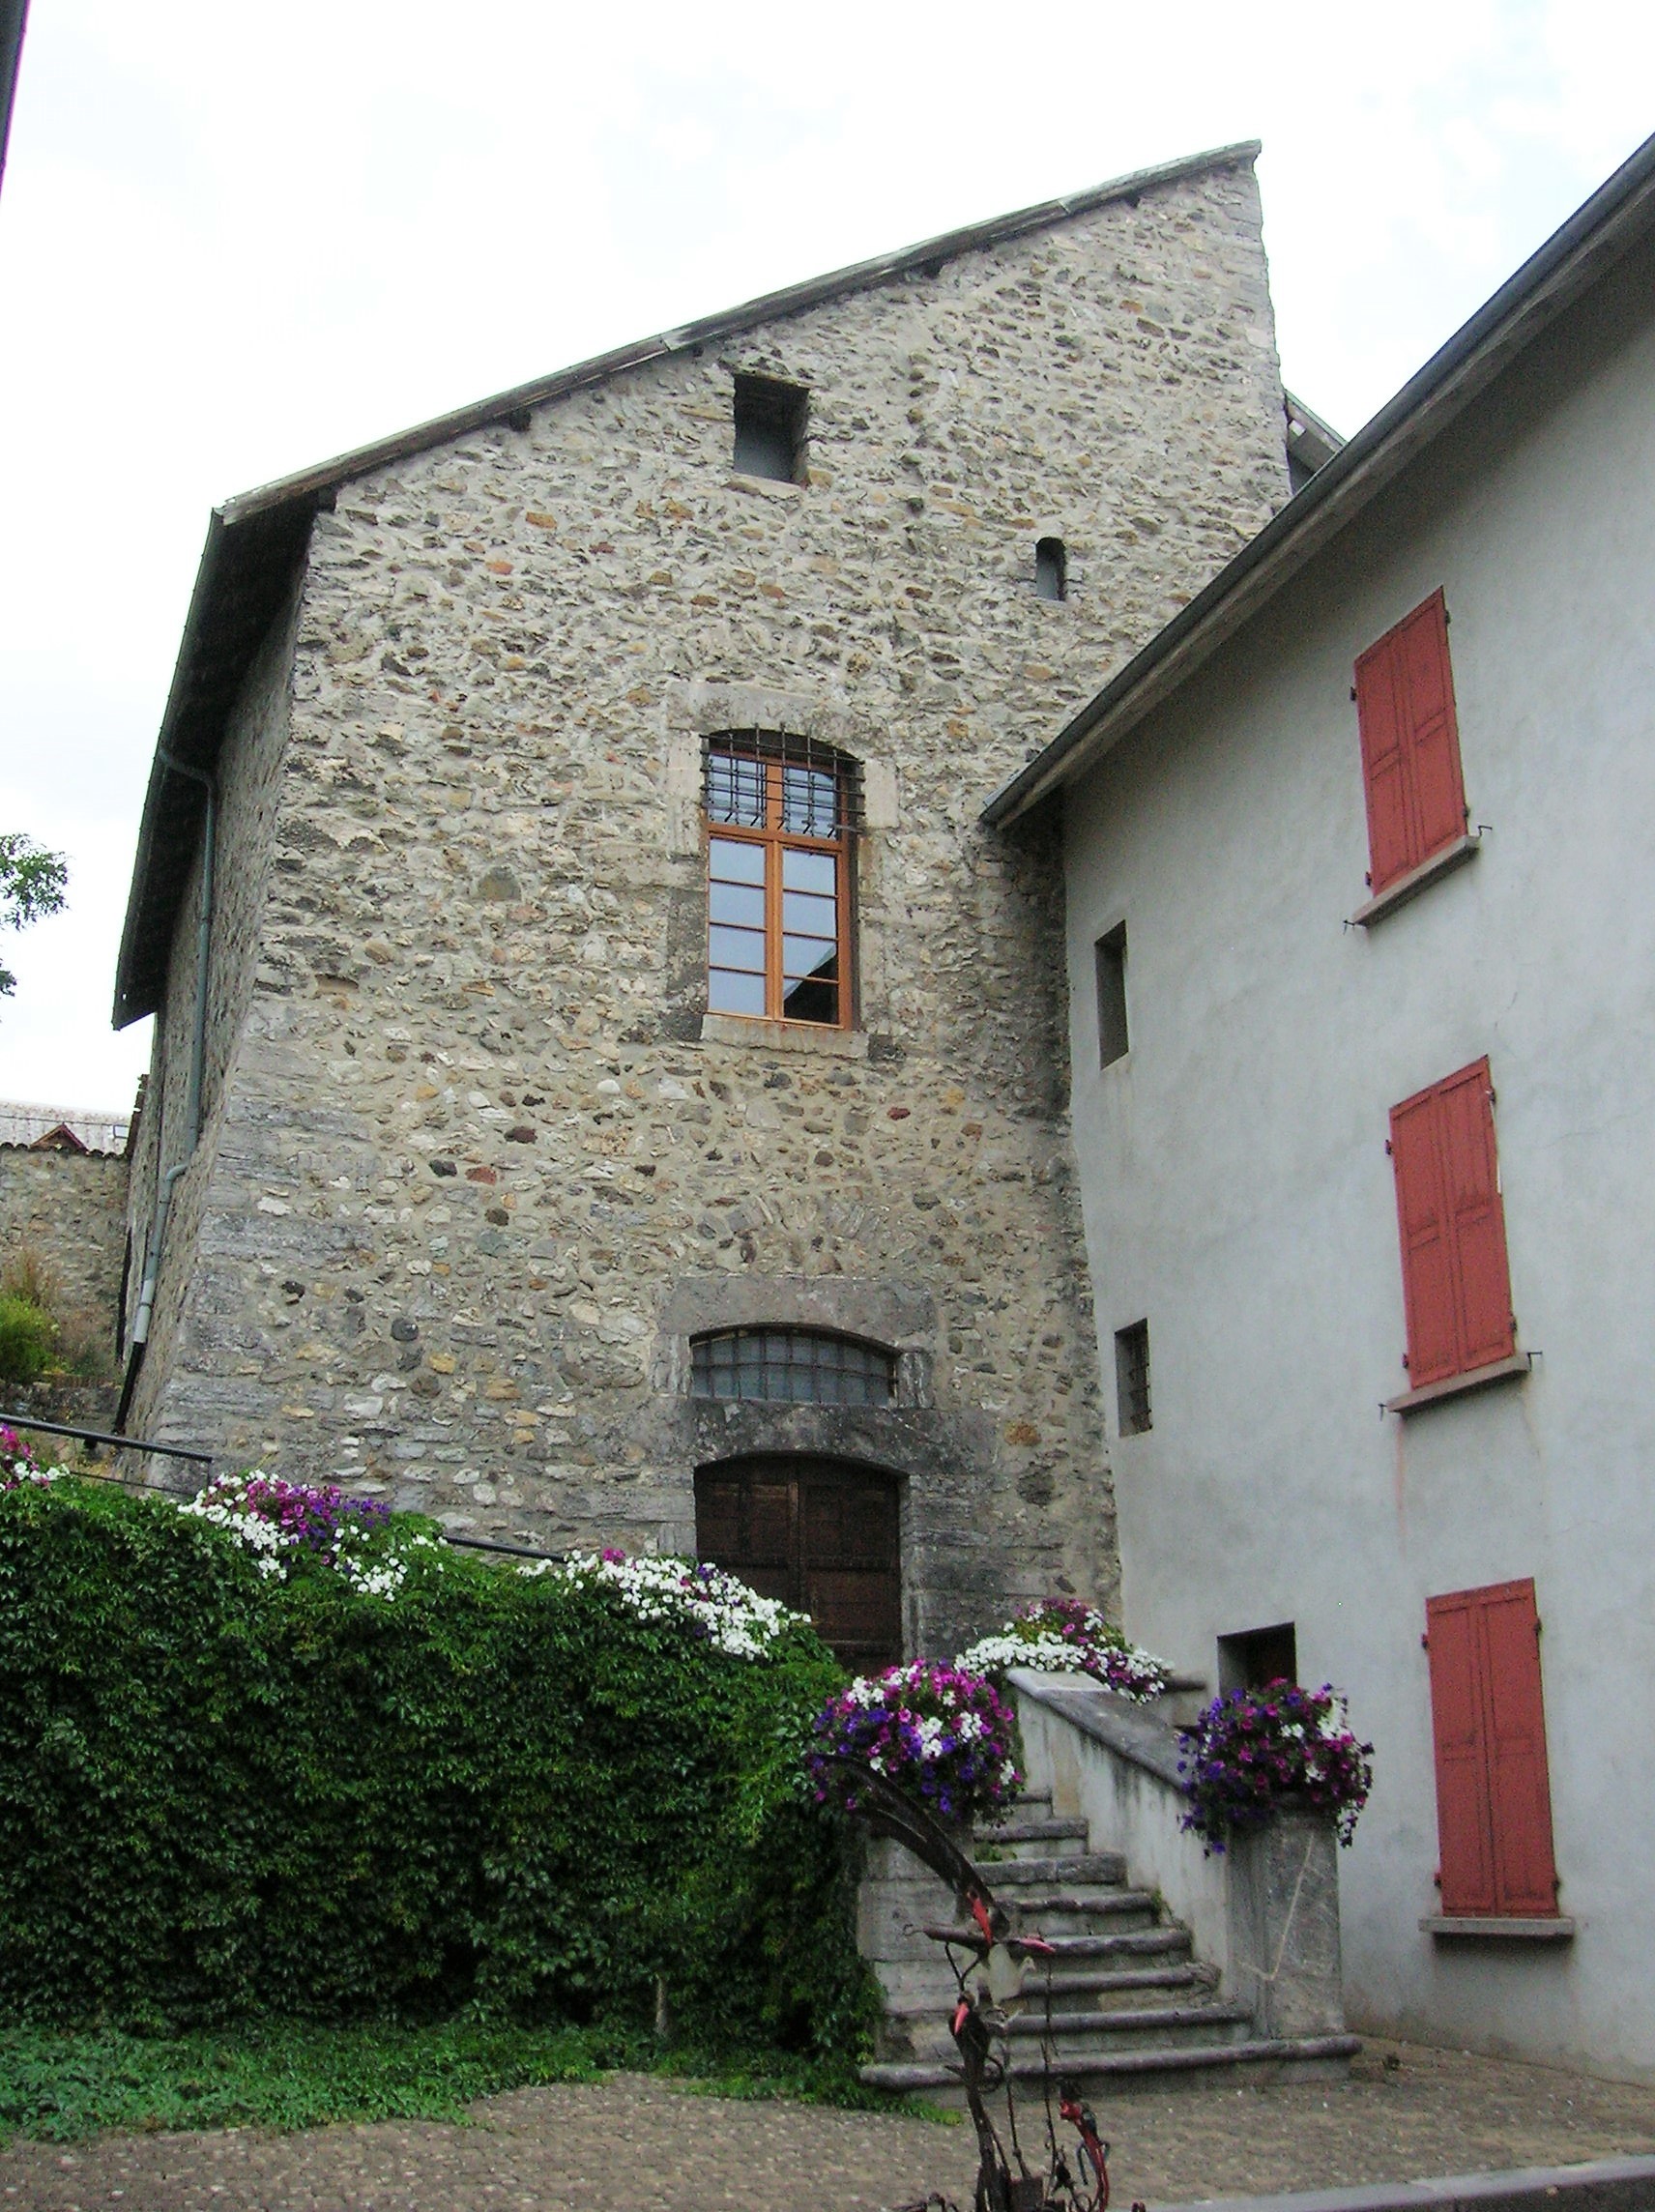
[700,1012,868,1060]
[1385,1351,1531,1416]
[1350,832,1480,928]
[1421,1915,1575,1940]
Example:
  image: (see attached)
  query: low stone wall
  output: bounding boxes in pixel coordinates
[0,1145,128,1347]
[1007,1670,1347,2037]
[1009,1668,1234,1992]
[1,1378,123,1443]
[857,1832,960,2065]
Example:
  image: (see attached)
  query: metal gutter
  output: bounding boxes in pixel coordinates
[982,127,1655,828]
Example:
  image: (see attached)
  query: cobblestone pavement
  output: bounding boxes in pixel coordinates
[7,2045,1655,2211]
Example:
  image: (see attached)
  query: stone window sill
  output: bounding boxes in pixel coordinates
[700,1012,868,1060]
[1350,833,1479,927]
[1385,1351,1530,1417]
[725,473,805,502]
[1421,1915,1575,1940]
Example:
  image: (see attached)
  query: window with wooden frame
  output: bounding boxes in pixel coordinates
[704,733,857,1028]
[1388,1058,1517,1391]
[1425,1579,1560,1919]
[1354,588,1469,897]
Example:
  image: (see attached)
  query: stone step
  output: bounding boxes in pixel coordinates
[991,1848,1132,1884]
[1006,1884,1154,1914]
[896,2000,1255,2065]
[860,2032,1360,2098]
[1002,1893,1158,1937]
[973,1816,1089,1851]
[880,1961,1214,2022]
[1015,1928,1193,1963]
[1004,1998,1253,2047]
[1036,1962,1218,2006]
[977,1791,1052,1830]
[927,1891,1161,1945]
[983,1852,1125,1889]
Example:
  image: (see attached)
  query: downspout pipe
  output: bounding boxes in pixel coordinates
[116,752,217,1433]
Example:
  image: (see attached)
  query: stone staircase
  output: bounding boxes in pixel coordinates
[860,1788,1357,2096]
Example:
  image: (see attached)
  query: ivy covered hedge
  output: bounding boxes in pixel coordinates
[0,1477,871,2066]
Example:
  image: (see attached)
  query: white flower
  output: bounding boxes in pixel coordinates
[546,1551,806,1660]
[176,1471,441,1604]
[956,1620,1171,1704]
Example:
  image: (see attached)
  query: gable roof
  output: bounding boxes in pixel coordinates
[114,139,1260,1030]
[981,129,1655,828]
[0,1098,132,1155]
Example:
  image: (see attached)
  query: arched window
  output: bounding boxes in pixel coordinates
[691,1326,894,1407]
[1035,537,1067,602]
[704,733,858,1029]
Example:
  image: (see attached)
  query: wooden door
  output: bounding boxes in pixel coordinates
[695,1458,902,1671]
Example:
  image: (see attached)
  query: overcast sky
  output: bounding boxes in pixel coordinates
[0,0,1648,1113]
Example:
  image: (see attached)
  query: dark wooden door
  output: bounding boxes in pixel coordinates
[695,1458,902,1671]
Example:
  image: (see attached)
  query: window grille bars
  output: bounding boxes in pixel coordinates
[691,1327,894,1408]
[701,732,862,833]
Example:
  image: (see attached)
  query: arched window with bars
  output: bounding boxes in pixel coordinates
[690,1325,894,1407]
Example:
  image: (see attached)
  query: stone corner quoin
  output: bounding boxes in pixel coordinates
[124,155,1292,1661]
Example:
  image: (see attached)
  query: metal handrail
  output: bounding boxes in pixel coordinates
[0,1411,214,1464]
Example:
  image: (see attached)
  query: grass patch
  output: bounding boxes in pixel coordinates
[0,2019,635,2144]
[0,2022,952,2144]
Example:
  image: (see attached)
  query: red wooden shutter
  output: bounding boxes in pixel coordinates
[1435,1061,1516,1371]
[1390,1059,1514,1386]
[1354,624,1415,895]
[1426,1581,1557,1917]
[1425,1589,1497,1914]
[1354,589,1467,893]
[1480,1583,1559,1912]
[1398,592,1466,860]
[1390,1088,1460,1387]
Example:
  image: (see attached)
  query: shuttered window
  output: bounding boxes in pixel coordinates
[1389,1059,1515,1388]
[1425,1580,1559,1917]
[1354,589,1467,896]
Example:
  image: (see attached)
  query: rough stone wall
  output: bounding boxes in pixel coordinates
[127,587,301,1435]
[136,153,1290,1654]
[0,1147,129,1345]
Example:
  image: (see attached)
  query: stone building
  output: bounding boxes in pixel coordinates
[113,140,1297,1662]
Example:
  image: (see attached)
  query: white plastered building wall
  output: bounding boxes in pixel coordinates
[1057,218,1655,2078]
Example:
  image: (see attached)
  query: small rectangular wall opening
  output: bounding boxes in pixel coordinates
[733,375,807,483]
[1035,537,1067,601]
[1218,1621,1298,1695]
[1115,1318,1150,1436]
[1095,923,1128,1067]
